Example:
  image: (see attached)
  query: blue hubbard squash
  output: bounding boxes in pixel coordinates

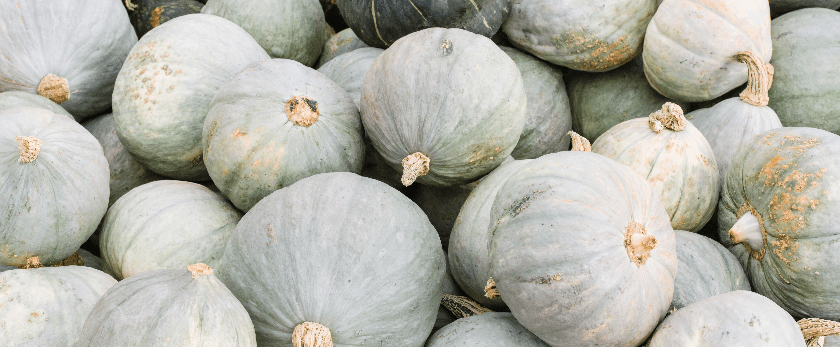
[0,91,73,120]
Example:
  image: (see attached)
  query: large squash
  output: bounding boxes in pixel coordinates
[361,28,526,187]
[0,108,109,267]
[0,91,73,120]
[643,0,772,102]
[0,0,137,121]
[426,312,549,347]
[488,151,677,346]
[217,172,444,346]
[317,47,385,108]
[112,14,269,181]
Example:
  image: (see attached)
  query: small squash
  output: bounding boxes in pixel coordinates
[426,312,549,347]
[315,28,370,68]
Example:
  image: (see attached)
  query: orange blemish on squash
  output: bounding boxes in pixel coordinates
[232,129,246,139]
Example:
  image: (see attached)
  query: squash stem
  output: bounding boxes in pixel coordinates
[292,322,333,347]
[729,211,764,252]
[16,136,42,163]
[647,102,686,133]
[568,131,591,152]
[737,52,772,107]
[401,152,430,186]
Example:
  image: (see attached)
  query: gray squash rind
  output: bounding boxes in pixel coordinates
[318,47,385,109]
[769,0,840,17]
[426,312,550,347]
[0,91,74,120]
[315,28,370,69]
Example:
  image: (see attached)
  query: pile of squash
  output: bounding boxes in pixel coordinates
[3,0,840,346]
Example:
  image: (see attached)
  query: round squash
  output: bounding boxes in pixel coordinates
[767,8,840,135]
[502,0,655,72]
[0,266,117,347]
[217,172,444,346]
[317,47,385,109]
[719,127,840,320]
[203,59,364,212]
[127,0,204,38]
[426,312,549,347]
[488,151,677,347]
[431,253,465,334]
[649,291,806,346]
[337,0,512,49]
[769,0,840,17]
[643,0,772,102]
[0,107,109,267]
[359,136,408,192]
[0,0,137,120]
[112,14,269,181]
[414,182,478,251]
[0,91,73,120]
[201,0,328,66]
[315,28,370,68]
[78,249,106,273]
[592,103,719,232]
[77,264,257,346]
[99,180,241,280]
[361,28,527,187]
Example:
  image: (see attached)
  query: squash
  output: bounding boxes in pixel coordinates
[201,0,328,66]
[360,136,409,193]
[502,0,655,72]
[688,52,783,188]
[315,28,370,69]
[361,28,527,187]
[127,0,204,38]
[78,249,106,273]
[82,113,163,207]
[0,91,73,120]
[431,252,465,335]
[317,47,385,108]
[719,127,840,320]
[592,103,719,232]
[217,172,444,346]
[336,0,512,48]
[112,14,269,181]
[77,264,257,346]
[500,47,572,159]
[769,0,840,17]
[767,8,840,135]
[426,312,549,347]
[0,266,117,347]
[414,182,479,251]
[670,230,750,312]
[203,59,364,212]
[643,0,772,102]
[0,107,109,267]
[99,180,241,280]
[648,291,806,346]
[488,151,677,346]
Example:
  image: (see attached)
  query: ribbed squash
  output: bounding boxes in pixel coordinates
[426,312,549,347]
[0,91,73,120]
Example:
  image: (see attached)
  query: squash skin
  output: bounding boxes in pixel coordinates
[336,0,513,48]
[643,0,772,102]
[718,127,840,320]
[112,14,269,181]
[99,180,241,280]
[489,152,677,347]
[0,107,109,267]
[425,312,550,347]
[0,0,137,121]
[361,28,527,187]
[315,28,370,69]
[649,291,806,346]
[0,267,117,347]
[203,59,364,212]
[317,47,385,109]
[217,172,444,346]
[77,266,257,347]
[201,0,328,66]
[0,91,73,120]
[768,9,840,135]
[128,0,204,38]
[769,0,840,17]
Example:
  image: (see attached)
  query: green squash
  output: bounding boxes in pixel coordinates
[201,0,328,66]
[217,172,444,346]
[670,230,750,312]
[488,151,677,346]
[643,0,772,102]
[126,0,204,38]
[0,107,109,267]
[592,103,719,232]
[99,180,241,280]
[719,127,840,320]
[768,9,840,135]
[426,312,549,347]
[361,28,526,187]
[360,136,409,192]
[317,47,385,108]
[0,0,137,121]
[82,113,163,207]
[649,291,806,346]
[77,264,257,346]
[0,266,117,347]
[112,14,269,181]
[315,28,370,69]
[769,0,840,17]
[0,91,73,120]
[203,59,364,212]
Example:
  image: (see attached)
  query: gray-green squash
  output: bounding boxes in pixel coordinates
[0,0,137,121]
[0,91,73,120]
[767,8,840,135]
[203,59,364,212]
[0,107,109,267]
[112,14,269,181]
[426,312,549,347]
[78,249,106,272]
[432,252,465,335]
[643,0,772,102]
[413,181,480,251]
[488,151,677,347]
[317,47,385,109]
[201,0,328,66]
[77,264,257,346]
[769,0,840,17]
[592,103,719,232]
[315,28,370,69]
[719,127,840,320]
[126,0,204,38]
[217,172,444,346]
[502,0,656,72]
[0,266,117,347]
[361,28,526,187]
[99,180,241,280]
[648,291,806,346]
